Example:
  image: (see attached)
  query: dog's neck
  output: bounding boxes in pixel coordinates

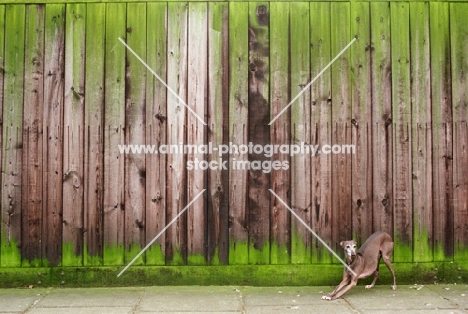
[346,254,357,265]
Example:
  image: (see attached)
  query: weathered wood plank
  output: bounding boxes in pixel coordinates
[290,1,311,264]
[228,1,249,265]
[0,4,4,266]
[330,2,352,253]
[1,4,25,267]
[186,2,208,265]
[42,3,65,266]
[124,2,147,266]
[350,1,372,245]
[391,2,412,262]
[370,2,393,237]
[309,1,332,264]
[84,3,105,266]
[207,1,229,265]
[248,2,270,265]
[269,2,290,265]
[62,3,86,267]
[166,2,188,265]
[103,2,126,266]
[450,3,468,262]
[430,2,453,261]
[410,2,433,262]
[145,2,167,266]
[22,4,45,267]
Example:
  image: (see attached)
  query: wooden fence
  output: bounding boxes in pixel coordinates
[0,1,467,268]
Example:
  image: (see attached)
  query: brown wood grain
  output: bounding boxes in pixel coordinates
[42,4,65,266]
[145,2,167,266]
[166,2,188,265]
[331,2,352,251]
[63,3,86,265]
[22,4,45,265]
[103,3,125,266]
[248,2,270,264]
[370,2,393,236]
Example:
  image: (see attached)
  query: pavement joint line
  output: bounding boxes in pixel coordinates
[268,37,357,125]
[269,188,357,277]
[117,189,206,277]
[118,37,207,126]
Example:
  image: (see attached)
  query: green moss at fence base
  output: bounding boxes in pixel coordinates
[0,262,466,288]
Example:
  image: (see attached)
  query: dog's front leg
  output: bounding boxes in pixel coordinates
[327,278,358,300]
[321,273,351,300]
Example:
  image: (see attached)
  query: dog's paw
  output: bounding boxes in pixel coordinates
[365,285,374,289]
[392,285,397,291]
[321,295,332,300]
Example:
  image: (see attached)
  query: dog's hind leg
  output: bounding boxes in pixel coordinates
[365,266,379,289]
[381,241,396,290]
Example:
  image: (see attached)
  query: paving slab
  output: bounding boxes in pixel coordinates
[343,284,458,312]
[138,286,242,313]
[0,288,46,313]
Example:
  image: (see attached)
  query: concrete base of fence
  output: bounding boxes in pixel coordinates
[0,262,466,288]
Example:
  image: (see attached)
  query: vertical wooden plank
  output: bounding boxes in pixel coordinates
[166,2,188,265]
[103,3,126,266]
[0,5,4,265]
[350,1,372,245]
[186,2,208,265]
[330,2,352,252]
[145,2,167,266]
[84,3,105,266]
[43,3,65,266]
[450,3,468,262]
[269,2,290,265]
[1,4,25,267]
[125,2,147,265]
[62,3,86,267]
[290,1,311,264]
[310,2,332,264]
[248,2,270,265]
[22,4,45,267]
[228,1,249,265]
[410,2,433,262]
[370,2,393,237]
[430,2,453,261]
[391,2,412,263]
[207,1,229,265]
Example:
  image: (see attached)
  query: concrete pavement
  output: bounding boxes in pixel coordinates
[1,285,467,313]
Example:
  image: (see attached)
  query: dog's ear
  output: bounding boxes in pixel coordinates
[340,241,344,247]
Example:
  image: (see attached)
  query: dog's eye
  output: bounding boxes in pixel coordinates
[353,245,356,248]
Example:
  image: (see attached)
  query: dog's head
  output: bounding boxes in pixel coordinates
[340,240,357,260]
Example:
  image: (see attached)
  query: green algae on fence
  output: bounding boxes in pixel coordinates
[1,4,25,268]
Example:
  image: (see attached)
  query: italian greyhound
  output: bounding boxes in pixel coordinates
[321,231,397,300]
